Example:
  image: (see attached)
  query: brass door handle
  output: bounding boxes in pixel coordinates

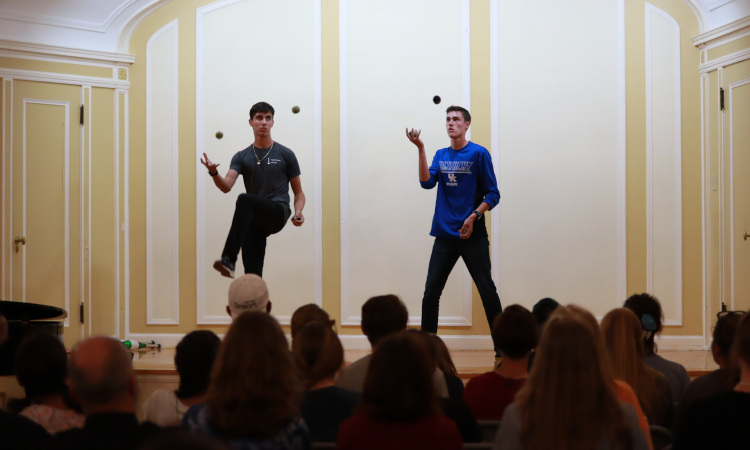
[14,236,25,253]
[745,231,749,241]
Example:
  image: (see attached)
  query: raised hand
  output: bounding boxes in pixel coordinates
[406,128,424,149]
[200,152,220,174]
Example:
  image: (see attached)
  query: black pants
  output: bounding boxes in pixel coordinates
[421,235,502,335]
[221,194,287,277]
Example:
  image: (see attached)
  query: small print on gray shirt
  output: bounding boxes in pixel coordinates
[229,142,301,220]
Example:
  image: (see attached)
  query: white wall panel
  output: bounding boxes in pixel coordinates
[341,0,472,326]
[494,0,624,317]
[196,0,320,324]
[146,20,178,325]
[646,4,682,325]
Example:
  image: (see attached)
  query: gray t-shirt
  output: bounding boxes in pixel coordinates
[229,142,301,219]
[645,353,691,403]
[335,354,450,398]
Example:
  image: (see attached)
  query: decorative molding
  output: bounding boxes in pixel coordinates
[617,0,627,302]
[114,91,121,338]
[195,0,323,325]
[0,68,130,90]
[22,99,71,326]
[1,80,7,300]
[339,0,473,327]
[0,0,139,33]
[117,0,173,53]
[122,90,130,338]
[645,3,683,326]
[146,19,179,326]
[86,86,93,337]
[682,0,707,32]
[490,0,500,287]
[692,15,750,48]
[699,46,750,73]
[0,39,135,66]
[702,0,739,12]
[728,76,750,310]
[700,73,709,344]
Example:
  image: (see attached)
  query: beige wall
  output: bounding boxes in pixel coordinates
[2,0,749,349]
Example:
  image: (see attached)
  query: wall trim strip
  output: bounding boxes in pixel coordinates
[728,76,750,309]
[0,68,130,89]
[699,47,750,73]
[0,39,136,66]
[645,3,683,326]
[146,19,179,326]
[692,15,750,48]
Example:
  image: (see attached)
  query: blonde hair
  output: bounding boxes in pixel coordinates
[207,312,301,438]
[601,308,661,419]
[516,305,632,450]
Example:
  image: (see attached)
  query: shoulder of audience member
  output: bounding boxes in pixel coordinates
[181,402,208,429]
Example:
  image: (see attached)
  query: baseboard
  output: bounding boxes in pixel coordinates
[128,332,707,351]
[654,335,707,351]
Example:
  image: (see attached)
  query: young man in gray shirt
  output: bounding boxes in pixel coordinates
[201,102,306,278]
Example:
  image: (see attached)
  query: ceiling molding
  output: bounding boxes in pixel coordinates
[682,0,708,32]
[116,0,172,53]
[0,0,139,33]
[692,15,750,47]
[701,0,739,12]
[0,39,136,66]
[699,46,750,72]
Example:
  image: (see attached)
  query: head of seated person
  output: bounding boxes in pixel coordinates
[201,311,303,441]
[361,295,408,350]
[225,274,271,319]
[293,321,344,390]
[291,304,335,347]
[362,331,439,422]
[68,336,136,415]
[623,293,663,356]
[712,313,742,371]
[430,334,458,378]
[493,304,538,373]
[531,298,559,335]
[12,332,82,421]
[175,330,221,403]
[508,305,638,450]
[601,308,671,426]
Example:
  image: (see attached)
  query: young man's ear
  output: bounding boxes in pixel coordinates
[226,305,232,318]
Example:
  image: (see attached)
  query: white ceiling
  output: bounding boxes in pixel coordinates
[0,0,747,53]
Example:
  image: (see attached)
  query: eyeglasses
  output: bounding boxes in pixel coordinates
[717,310,746,319]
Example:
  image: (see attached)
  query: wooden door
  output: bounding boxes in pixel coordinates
[10,81,82,348]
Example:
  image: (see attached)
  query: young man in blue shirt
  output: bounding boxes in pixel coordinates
[407,106,502,341]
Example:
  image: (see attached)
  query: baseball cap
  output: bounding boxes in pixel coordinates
[227,274,269,318]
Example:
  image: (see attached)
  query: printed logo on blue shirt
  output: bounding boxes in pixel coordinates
[439,161,473,173]
[447,173,458,186]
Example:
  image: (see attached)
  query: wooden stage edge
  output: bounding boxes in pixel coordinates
[133,349,719,381]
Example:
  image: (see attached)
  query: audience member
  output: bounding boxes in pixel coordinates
[337,332,463,450]
[335,295,448,397]
[527,297,558,369]
[0,315,51,450]
[225,274,271,319]
[143,330,221,426]
[463,305,537,420]
[625,293,690,402]
[137,430,228,450]
[674,312,750,450]
[601,308,673,428]
[566,305,653,449]
[531,297,559,331]
[183,311,309,449]
[12,332,84,434]
[493,306,650,450]
[676,312,741,430]
[294,322,360,442]
[411,330,482,443]
[291,304,335,340]
[40,336,161,450]
[430,335,464,401]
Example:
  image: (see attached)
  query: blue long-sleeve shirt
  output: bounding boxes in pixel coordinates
[420,141,500,239]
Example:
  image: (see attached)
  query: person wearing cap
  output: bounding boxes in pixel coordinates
[226,274,272,319]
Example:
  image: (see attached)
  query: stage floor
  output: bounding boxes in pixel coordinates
[132,348,718,379]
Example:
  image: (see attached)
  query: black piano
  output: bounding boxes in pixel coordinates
[0,301,67,376]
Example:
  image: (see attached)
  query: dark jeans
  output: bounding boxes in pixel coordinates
[221,194,287,276]
[421,235,502,335]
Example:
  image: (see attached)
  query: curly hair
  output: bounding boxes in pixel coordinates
[207,311,301,438]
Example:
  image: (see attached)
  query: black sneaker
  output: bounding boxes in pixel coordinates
[213,257,235,279]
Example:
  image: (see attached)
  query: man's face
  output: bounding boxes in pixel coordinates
[446,111,469,139]
[249,111,274,137]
